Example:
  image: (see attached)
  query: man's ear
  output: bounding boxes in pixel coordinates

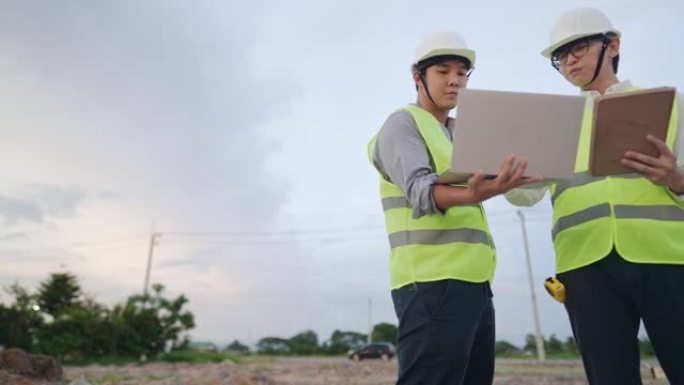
[608,37,621,58]
[412,70,422,89]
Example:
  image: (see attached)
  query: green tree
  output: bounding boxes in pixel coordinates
[37,272,82,319]
[371,323,397,343]
[563,336,579,356]
[1,272,196,360]
[110,298,164,356]
[524,334,538,353]
[0,283,44,351]
[494,340,520,356]
[257,337,290,355]
[110,283,195,357]
[324,330,367,355]
[36,301,114,359]
[289,330,318,355]
[545,334,563,354]
[6,282,36,310]
[639,337,655,357]
[225,340,250,354]
[150,284,195,350]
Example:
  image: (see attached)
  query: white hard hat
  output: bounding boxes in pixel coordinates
[412,31,476,72]
[541,7,621,58]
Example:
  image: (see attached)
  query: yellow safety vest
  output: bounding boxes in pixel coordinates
[551,91,684,273]
[368,105,496,289]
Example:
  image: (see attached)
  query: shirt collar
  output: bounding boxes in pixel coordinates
[410,102,453,128]
[581,80,634,100]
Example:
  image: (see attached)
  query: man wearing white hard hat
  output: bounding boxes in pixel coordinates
[507,7,684,384]
[368,31,539,384]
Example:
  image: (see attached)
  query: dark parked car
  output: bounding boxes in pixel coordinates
[347,342,396,361]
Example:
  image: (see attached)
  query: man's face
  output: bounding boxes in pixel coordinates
[416,59,470,110]
[554,37,618,87]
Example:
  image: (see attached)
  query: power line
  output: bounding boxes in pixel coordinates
[71,234,149,248]
[162,225,385,237]
[0,225,387,251]
[158,234,386,245]
[2,213,556,253]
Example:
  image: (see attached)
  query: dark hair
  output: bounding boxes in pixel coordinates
[416,54,472,74]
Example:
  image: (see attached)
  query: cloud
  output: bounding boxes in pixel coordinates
[0,231,30,241]
[0,196,43,224]
[0,2,302,227]
[29,185,88,218]
[0,185,87,225]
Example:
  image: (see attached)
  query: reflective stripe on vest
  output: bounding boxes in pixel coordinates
[368,105,496,289]
[551,90,684,273]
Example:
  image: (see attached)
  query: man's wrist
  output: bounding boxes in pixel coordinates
[668,171,684,195]
[669,185,684,195]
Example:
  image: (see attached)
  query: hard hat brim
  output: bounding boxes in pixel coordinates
[540,30,621,58]
[412,48,476,72]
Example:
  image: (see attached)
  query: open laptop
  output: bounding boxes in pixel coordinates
[438,88,586,184]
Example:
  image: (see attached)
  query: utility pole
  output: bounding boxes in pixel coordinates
[367,298,372,344]
[517,209,546,361]
[143,232,161,297]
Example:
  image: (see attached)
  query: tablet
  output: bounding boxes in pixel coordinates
[589,87,676,176]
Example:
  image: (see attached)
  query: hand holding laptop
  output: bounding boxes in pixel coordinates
[464,155,544,202]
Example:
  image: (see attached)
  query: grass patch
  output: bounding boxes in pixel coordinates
[63,355,140,367]
[161,350,242,364]
[64,351,243,366]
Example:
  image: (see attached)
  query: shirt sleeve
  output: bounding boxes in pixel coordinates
[674,93,684,166]
[668,94,684,200]
[372,110,442,218]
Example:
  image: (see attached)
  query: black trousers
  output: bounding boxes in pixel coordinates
[558,250,684,385]
[391,279,495,385]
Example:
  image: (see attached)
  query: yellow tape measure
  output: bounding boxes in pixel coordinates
[544,277,566,303]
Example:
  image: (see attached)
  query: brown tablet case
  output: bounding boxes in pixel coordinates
[589,87,676,176]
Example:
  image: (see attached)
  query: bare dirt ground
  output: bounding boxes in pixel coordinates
[63,357,669,385]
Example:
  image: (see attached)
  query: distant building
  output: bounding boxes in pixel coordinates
[188,341,218,352]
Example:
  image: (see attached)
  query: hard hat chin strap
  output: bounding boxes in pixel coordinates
[419,72,440,110]
[583,37,610,87]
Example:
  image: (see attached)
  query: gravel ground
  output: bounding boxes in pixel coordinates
[63,357,670,385]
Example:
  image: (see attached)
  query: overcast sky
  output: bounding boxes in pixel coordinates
[1,0,682,349]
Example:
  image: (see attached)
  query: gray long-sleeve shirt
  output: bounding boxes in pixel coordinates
[371,106,454,218]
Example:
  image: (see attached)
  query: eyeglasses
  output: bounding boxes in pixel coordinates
[551,37,605,69]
